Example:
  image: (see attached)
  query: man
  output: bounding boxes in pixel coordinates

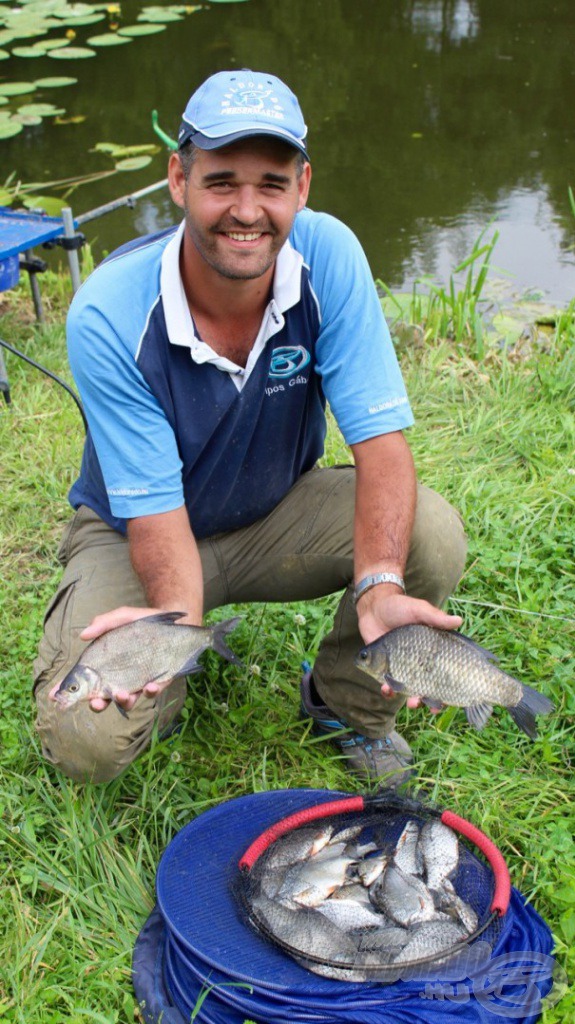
[34,70,466,784]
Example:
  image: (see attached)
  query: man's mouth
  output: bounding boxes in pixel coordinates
[223,231,265,242]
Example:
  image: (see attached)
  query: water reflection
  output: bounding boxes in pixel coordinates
[1,0,574,304]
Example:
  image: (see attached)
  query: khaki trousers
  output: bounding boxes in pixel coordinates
[34,467,467,782]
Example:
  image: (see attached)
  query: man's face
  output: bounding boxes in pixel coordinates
[169,138,311,281]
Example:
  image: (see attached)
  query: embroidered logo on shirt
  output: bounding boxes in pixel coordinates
[269,345,310,378]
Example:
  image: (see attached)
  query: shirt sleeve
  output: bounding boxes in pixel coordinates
[67,289,185,520]
[296,212,414,445]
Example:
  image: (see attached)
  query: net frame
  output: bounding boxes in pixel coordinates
[237,792,511,977]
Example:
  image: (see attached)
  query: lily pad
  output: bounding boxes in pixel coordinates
[17,102,65,115]
[0,120,23,139]
[87,32,131,46]
[11,46,47,57]
[24,194,66,215]
[0,81,36,96]
[55,13,106,26]
[41,38,72,51]
[138,8,183,22]
[48,45,96,58]
[0,48,9,60]
[11,112,43,125]
[52,3,101,17]
[118,23,166,36]
[34,76,78,87]
[115,155,153,171]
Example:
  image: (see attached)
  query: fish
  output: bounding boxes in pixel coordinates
[252,894,358,963]
[392,919,468,964]
[54,612,242,713]
[433,886,479,933]
[418,819,459,890]
[356,851,388,887]
[369,864,440,927]
[317,894,384,930]
[277,849,357,907]
[393,820,423,876]
[355,624,554,739]
[264,826,334,871]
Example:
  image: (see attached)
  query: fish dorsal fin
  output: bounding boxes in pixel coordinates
[453,631,500,663]
[137,611,188,626]
[465,703,494,730]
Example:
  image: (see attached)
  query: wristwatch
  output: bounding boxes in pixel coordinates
[353,572,406,605]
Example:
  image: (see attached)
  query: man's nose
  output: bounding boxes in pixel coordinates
[230,186,261,224]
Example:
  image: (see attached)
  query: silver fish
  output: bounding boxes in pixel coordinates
[392,919,467,964]
[317,895,384,930]
[54,612,242,711]
[278,850,357,907]
[393,820,423,876]
[433,885,479,934]
[264,825,334,871]
[252,894,357,962]
[355,624,553,739]
[419,819,459,890]
[371,864,439,927]
[356,851,388,887]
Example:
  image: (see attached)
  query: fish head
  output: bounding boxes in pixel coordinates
[54,665,100,708]
[355,637,390,681]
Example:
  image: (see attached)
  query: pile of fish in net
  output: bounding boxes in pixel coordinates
[242,811,493,981]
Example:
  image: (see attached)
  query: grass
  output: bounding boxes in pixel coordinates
[0,255,574,1023]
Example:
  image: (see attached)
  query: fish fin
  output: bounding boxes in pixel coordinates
[114,700,129,720]
[453,631,500,663]
[384,673,405,693]
[421,696,445,711]
[211,616,244,666]
[465,703,493,730]
[509,685,554,740]
[138,611,188,626]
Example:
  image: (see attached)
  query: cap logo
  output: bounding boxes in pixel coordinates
[221,78,286,123]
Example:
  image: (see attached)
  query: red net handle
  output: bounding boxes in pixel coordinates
[239,796,365,870]
[441,810,510,916]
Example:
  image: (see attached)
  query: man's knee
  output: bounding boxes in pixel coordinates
[34,676,187,784]
[407,485,467,605]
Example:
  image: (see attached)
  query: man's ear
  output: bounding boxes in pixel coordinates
[297,161,312,212]
[168,152,186,210]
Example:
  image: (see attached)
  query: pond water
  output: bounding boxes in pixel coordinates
[2,0,574,306]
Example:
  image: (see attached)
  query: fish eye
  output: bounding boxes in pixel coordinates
[68,683,79,693]
[359,650,368,661]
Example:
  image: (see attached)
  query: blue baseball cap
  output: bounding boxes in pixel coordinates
[178,69,309,159]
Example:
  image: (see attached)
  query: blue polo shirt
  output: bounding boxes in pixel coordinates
[67,208,414,539]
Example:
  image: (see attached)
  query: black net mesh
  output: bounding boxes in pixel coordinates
[237,803,505,982]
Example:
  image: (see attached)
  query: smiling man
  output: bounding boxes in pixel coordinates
[34,70,466,784]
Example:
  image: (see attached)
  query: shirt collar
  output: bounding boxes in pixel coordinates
[160,220,304,351]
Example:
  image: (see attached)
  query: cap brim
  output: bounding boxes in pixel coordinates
[179,126,309,159]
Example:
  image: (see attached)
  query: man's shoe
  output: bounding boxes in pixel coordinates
[300,665,413,787]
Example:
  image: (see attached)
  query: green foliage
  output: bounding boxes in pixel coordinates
[0,264,573,1021]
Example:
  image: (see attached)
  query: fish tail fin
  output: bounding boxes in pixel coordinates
[212,616,244,666]
[509,684,554,740]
